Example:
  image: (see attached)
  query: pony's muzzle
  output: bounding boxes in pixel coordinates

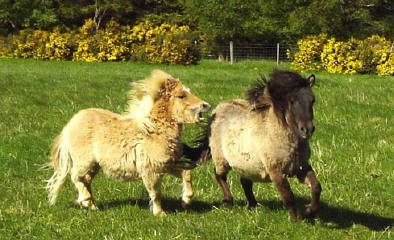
[193,102,211,122]
[201,102,211,112]
[299,123,315,138]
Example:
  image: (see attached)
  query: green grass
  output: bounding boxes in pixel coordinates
[0,58,393,239]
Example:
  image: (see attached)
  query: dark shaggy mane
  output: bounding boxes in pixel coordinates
[245,74,270,111]
[268,70,310,102]
[246,69,310,112]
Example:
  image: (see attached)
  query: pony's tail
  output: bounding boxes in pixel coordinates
[45,133,72,205]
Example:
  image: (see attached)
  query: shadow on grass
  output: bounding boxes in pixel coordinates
[256,198,393,231]
[97,197,213,213]
[96,197,393,231]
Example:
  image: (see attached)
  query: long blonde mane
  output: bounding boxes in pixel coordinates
[123,70,174,133]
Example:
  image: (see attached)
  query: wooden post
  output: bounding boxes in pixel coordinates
[276,43,280,66]
[230,41,234,64]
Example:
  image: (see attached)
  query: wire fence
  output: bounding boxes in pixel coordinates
[200,42,298,64]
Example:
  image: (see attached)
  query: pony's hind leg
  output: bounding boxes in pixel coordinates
[214,167,233,207]
[70,166,98,210]
[83,165,100,210]
[240,177,257,208]
[296,165,321,217]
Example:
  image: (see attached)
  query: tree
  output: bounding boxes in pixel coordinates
[288,0,392,40]
[0,0,57,33]
[183,0,263,43]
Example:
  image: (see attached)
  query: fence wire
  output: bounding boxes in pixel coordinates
[200,43,298,62]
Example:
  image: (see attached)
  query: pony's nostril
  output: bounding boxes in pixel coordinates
[312,126,315,133]
[300,126,306,133]
[202,102,211,110]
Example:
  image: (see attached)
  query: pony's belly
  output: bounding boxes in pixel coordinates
[225,151,269,182]
[99,148,141,181]
[101,161,140,181]
[222,127,269,182]
[232,163,270,182]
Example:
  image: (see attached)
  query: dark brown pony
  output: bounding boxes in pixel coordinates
[189,70,321,221]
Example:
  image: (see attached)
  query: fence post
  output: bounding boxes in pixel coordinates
[230,41,234,64]
[276,43,280,66]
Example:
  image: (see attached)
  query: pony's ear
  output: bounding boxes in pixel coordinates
[164,77,178,92]
[307,74,315,87]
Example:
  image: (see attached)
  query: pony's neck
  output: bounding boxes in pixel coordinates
[149,100,182,140]
[267,106,299,141]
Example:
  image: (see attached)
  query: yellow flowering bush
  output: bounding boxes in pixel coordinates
[376,52,394,76]
[1,19,199,64]
[0,36,9,57]
[4,29,73,60]
[130,21,199,64]
[73,20,133,62]
[43,29,74,60]
[9,29,41,58]
[72,19,101,62]
[291,34,393,75]
[97,21,133,61]
[71,19,198,64]
[321,37,361,74]
[291,34,328,71]
[356,35,392,75]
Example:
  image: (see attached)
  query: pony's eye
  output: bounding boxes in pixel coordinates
[178,95,186,99]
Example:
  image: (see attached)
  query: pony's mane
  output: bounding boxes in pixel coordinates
[246,69,310,112]
[245,75,269,111]
[123,70,175,133]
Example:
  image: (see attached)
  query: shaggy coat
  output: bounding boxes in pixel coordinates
[46,70,210,216]
[195,70,321,221]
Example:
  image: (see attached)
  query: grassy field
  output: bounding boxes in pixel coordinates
[0,58,393,239]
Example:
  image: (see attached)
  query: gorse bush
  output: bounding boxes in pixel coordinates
[44,29,73,60]
[291,34,393,76]
[376,53,394,76]
[139,22,199,65]
[290,34,328,71]
[357,35,393,75]
[129,20,199,64]
[73,20,133,62]
[0,19,200,65]
[321,38,361,74]
[4,28,73,61]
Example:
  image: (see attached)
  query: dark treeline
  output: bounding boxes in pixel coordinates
[0,0,392,44]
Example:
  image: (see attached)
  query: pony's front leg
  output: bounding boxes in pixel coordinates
[269,169,297,221]
[142,173,164,216]
[297,165,321,217]
[168,169,194,208]
[181,170,193,207]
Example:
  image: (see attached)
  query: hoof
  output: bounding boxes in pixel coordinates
[247,202,257,209]
[78,199,97,210]
[90,204,99,210]
[222,199,233,208]
[290,215,300,222]
[289,209,299,222]
[181,195,192,208]
[181,200,191,209]
[304,204,319,217]
[154,211,166,217]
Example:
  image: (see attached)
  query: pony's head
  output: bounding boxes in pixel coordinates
[166,78,211,124]
[246,70,316,139]
[125,70,210,132]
